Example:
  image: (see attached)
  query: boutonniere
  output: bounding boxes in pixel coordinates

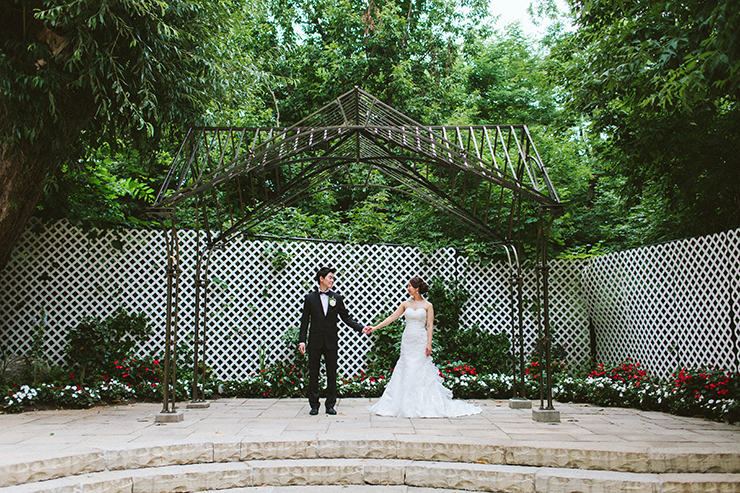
[328,297,336,307]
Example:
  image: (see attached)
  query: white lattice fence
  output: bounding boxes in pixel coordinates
[583,229,740,378]
[0,222,171,369]
[456,256,591,372]
[0,220,592,380]
[200,238,448,380]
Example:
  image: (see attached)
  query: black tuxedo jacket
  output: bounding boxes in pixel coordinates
[299,289,364,350]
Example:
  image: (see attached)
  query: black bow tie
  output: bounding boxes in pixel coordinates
[320,291,330,296]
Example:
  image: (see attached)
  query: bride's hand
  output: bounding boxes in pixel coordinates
[425,344,432,357]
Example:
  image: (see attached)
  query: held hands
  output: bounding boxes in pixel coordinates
[362,326,375,335]
[299,342,306,355]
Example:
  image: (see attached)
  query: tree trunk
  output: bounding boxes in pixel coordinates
[0,141,50,274]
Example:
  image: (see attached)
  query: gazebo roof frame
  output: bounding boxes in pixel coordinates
[152,87,562,247]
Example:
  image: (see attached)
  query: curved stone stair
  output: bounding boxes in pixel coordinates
[2,438,739,492]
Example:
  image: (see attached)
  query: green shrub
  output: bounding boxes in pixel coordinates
[217,361,306,398]
[54,385,101,409]
[339,365,391,397]
[282,326,309,376]
[261,361,306,397]
[364,315,404,369]
[669,367,739,420]
[109,356,161,399]
[66,308,151,385]
[552,362,740,424]
[95,378,137,402]
[427,276,469,351]
[449,325,511,374]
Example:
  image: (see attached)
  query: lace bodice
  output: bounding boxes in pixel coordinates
[404,307,427,326]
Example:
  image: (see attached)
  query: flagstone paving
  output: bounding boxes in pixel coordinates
[1,398,739,492]
[3,398,739,456]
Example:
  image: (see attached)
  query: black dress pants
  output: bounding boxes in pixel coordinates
[308,345,338,410]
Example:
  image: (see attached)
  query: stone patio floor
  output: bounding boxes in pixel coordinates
[1,397,739,492]
[1,398,738,462]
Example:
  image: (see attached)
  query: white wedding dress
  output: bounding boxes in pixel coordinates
[369,307,482,418]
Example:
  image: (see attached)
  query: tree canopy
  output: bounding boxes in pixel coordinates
[0,0,243,269]
[2,0,739,270]
[557,0,740,242]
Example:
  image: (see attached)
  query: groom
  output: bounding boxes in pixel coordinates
[299,266,369,415]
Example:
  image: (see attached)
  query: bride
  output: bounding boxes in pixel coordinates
[363,276,481,418]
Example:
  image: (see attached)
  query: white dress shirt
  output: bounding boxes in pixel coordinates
[319,291,329,315]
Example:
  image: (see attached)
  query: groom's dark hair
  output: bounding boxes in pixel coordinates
[316,266,335,282]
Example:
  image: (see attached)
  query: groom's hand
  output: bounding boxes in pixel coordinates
[362,326,373,335]
[299,342,306,355]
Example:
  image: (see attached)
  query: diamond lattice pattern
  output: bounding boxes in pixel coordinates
[0,220,589,379]
[3,220,737,380]
[582,229,740,378]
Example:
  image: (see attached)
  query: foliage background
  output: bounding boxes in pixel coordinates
[2,0,737,268]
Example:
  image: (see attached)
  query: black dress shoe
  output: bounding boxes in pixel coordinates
[309,408,319,415]
[326,407,337,415]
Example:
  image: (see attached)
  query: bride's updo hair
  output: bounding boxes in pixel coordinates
[409,276,429,295]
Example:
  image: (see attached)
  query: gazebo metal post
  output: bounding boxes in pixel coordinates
[514,247,525,400]
[190,249,207,403]
[540,243,554,410]
[511,182,527,403]
[160,214,181,415]
[190,204,204,403]
[504,244,527,403]
[506,249,517,393]
[532,205,562,422]
[196,250,212,403]
[189,195,214,407]
[534,236,545,406]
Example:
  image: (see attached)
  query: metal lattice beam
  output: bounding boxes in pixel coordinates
[153,87,562,249]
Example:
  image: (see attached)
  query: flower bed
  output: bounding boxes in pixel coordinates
[554,361,739,422]
[3,360,738,423]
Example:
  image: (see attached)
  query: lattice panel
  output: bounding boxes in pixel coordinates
[456,257,591,371]
[0,221,172,366]
[542,259,591,369]
[2,220,590,380]
[583,229,740,378]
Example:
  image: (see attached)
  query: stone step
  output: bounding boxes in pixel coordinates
[2,458,740,493]
[208,487,476,492]
[4,438,740,487]
[207,488,465,492]
[2,438,740,491]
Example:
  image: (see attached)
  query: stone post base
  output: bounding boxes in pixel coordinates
[187,401,211,409]
[532,408,560,423]
[508,398,532,409]
[155,411,184,423]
